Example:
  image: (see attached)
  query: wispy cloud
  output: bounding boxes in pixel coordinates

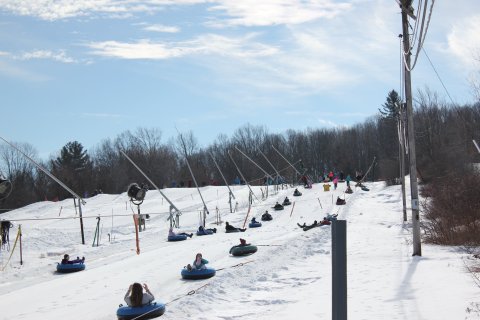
[0,51,10,56]
[86,33,279,59]
[447,15,480,68]
[0,0,206,21]
[16,50,77,63]
[207,0,352,27]
[143,24,180,33]
[317,118,339,128]
[0,60,50,81]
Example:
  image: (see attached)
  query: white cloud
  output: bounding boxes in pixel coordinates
[86,33,279,59]
[317,118,339,127]
[447,15,480,68]
[0,51,9,56]
[16,50,77,63]
[207,0,352,27]
[143,24,180,33]
[0,0,206,21]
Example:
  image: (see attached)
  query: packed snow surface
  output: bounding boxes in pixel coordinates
[0,181,478,319]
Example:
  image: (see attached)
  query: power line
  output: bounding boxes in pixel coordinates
[421,47,456,105]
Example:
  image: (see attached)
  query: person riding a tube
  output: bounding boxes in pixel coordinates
[261,211,272,221]
[225,222,246,232]
[283,197,290,204]
[229,238,250,254]
[187,253,209,271]
[124,283,154,307]
[251,217,258,224]
[169,227,193,238]
[61,254,85,265]
[293,189,301,196]
[198,225,217,234]
[273,202,284,210]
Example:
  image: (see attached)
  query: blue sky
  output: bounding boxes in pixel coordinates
[0,0,479,159]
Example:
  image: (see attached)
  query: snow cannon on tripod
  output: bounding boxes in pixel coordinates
[127,182,149,231]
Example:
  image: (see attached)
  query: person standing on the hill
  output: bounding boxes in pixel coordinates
[333,176,338,190]
[346,174,352,187]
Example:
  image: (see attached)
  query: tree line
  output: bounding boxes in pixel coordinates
[1,90,480,217]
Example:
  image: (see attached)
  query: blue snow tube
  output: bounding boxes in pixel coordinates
[116,302,166,320]
[167,234,188,242]
[56,263,85,273]
[230,244,258,256]
[181,267,216,280]
[248,221,262,228]
[196,229,214,236]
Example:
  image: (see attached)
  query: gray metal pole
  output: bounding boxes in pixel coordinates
[234,146,275,182]
[257,148,282,192]
[177,133,209,226]
[271,145,302,175]
[0,135,86,244]
[332,220,347,320]
[227,150,259,202]
[210,152,236,211]
[401,0,422,256]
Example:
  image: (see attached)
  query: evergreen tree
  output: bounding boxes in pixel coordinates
[55,141,91,171]
[379,90,401,120]
[52,141,93,198]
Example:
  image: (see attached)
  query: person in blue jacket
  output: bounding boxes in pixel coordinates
[187,253,209,271]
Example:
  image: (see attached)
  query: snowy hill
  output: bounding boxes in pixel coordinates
[0,182,478,319]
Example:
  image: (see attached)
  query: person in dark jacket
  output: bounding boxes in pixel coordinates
[273,202,284,210]
[261,211,273,221]
[225,222,246,232]
[61,254,85,265]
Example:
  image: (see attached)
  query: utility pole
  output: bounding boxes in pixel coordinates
[397,101,407,221]
[400,0,421,256]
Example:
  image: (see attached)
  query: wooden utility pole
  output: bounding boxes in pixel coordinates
[398,102,407,221]
[400,0,421,256]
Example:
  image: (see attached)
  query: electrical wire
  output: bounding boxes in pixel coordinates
[421,47,456,105]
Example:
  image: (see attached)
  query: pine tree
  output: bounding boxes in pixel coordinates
[51,141,93,198]
[54,141,91,171]
[379,90,401,120]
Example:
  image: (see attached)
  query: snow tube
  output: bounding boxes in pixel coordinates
[56,263,85,273]
[293,192,302,197]
[225,228,244,233]
[273,206,284,211]
[167,234,188,242]
[282,201,291,206]
[361,186,370,191]
[181,267,216,280]
[230,245,257,256]
[261,214,272,221]
[196,229,214,236]
[248,221,262,228]
[116,302,166,320]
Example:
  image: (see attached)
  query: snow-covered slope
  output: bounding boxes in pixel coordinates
[0,182,477,319]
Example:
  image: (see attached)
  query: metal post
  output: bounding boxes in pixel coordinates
[78,200,86,245]
[19,224,23,265]
[332,220,347,320]
[401,0,421,256]
[210,153,236,212]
